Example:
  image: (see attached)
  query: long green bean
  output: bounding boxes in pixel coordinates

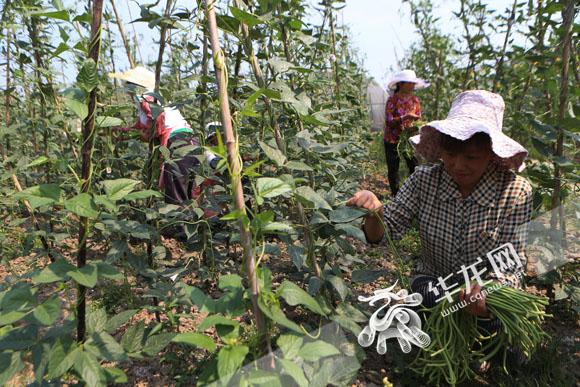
[411,282,550,386]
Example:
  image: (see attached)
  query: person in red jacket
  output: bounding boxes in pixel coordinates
[383,70,429,196]
[110,67,200,205]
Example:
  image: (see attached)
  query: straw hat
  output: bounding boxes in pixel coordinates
[410,90,528,171]
[108,67,155,92]
[386,69,429,90]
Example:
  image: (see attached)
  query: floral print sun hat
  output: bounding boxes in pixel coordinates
[410,90,528,171]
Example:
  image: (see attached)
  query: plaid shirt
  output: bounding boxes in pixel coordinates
[383,162,532,286]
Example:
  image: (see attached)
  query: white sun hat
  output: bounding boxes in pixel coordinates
[410,90,528,171]
[386,69,430,90]
[108,66,155,92]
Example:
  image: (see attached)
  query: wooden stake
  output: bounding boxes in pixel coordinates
[204,0,272,359]
[77,0,104,342]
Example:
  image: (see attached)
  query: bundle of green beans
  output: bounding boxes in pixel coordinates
[412,283,550,386]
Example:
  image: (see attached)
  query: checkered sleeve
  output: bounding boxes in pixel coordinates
[490,178,533,288]
[382,169,422,241]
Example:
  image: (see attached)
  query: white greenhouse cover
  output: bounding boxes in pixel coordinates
[366,80,388,132]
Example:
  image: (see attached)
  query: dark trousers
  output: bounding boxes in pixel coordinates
[163,133,199,205]
[384,140,417,197]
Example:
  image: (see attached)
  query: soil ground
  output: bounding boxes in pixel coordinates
[2,166,579,387]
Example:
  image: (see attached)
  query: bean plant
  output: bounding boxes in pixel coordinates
[0,0,577,386]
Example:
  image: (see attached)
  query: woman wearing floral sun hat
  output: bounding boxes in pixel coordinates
[348,90,532,325]
[383,69,429,196]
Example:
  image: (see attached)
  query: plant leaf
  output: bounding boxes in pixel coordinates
[172,333,216,352]
[277,281,326,316]
[77,58,99,92]
[329,207,366,223]
[65,193,99,219]
[102,179,141,201]
[259,141,286,166]
[256,177,292,199]
[32,296,61,326]
[217,345,249,380]
[295,186,332,210]
[297,341,340,362]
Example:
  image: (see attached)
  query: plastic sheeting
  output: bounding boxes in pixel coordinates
[366,80,388,132]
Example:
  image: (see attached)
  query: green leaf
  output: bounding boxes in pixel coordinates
[531,137,552,157]
[1,284,36,311]
[29,9,70,21]
[334,224,366,242]
[220,208,246,221]
[277,281,326,316]
[240,88,280,117]
[142,333,175,356]
[65,193,99,218]
[32,259,76,284]
[121,321,145,354]
[95,261,123,280]
[199,315,240,340]
[48,345,80,379]
[259,141,287,166]
[96,116,124,128]
[77,59,99,92]
[15,184,61,209]
[258,296,303,334]
[217,345,249,380]
[230,6,263,26]
[64,96,88,119]
[215,14,240,34]
[172,332,216,352]
[285,160,314,171]
[94,195,117,214]
[105,309,137,333]
[74,350,106,387]
[32,296,61,325]
[256,177,292,199]
[68,263,98,288]
[289,245,306,270]
[278,358,308,387]
[330,314,362,336]
[297,341,340,362]
[85,332,128,362]
[295,186,332,210]
[0,352,24,386]
[103,367,128,384]
[102,179,141,201]
[351,269,387,283]
[277,333,303,360]
[327,275,349,301]
[87,308,108,334]
[175,283,216,313]
[124,190,162,201]
[219,275,243,290]
[26,156,50,168]
[0,311,28,325]
[329,207,366,223]
[268,57,294,73]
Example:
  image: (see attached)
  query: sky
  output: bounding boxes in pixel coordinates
[336,0,518,83]
[1,0,520,88]
[115,0,518,84]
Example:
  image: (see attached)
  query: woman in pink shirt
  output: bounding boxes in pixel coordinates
[384,70,429,196]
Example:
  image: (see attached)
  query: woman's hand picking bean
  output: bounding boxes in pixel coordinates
[347,190,383,212]
[347,190,384,243]
[459,283,491,318]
